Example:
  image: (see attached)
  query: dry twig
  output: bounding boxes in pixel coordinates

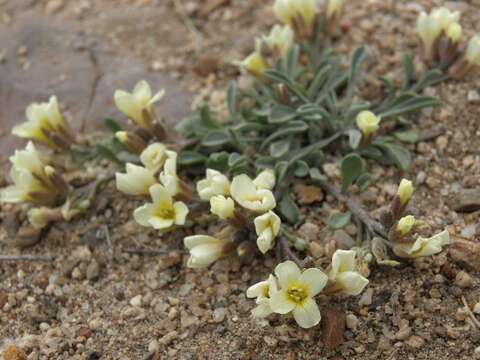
[0,254,55,262]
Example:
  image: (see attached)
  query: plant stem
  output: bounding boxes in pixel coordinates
[316,179,388,239]
[0,255,55,262]
[279,237,303,267]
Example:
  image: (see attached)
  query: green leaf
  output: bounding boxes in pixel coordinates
[355,173,374,192]
[410,69,445,93]
[401,53,414,90]
[206,152,230,171]
[275,161,289,184]
[201,130,231,147]
[279,194,300,224]
[104,118,123,133]
[286,45,300,79]
[394,129,419,143]
[327,212,351,229]
[346,47,366,100]
[346,129,362,149]
[228,153,248,167]
[307,64,332,99]
[269,139,291,158]
[254,156,276,169]
[378,95,441,118]
[340,153,364,192]
[175,106,221,138]
[259,121,308,151]
[96,144,123,165]
[269,104,297,124]
[377,143,411,171]
[293,161,309,178]
[227,81,237,120]
[178,151,207,166]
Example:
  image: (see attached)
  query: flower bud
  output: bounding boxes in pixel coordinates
[466,34,480,66]
[197,169,230,201]
[210,195,235,220]
[254,211,281,254]
[397,178,414,206]
[231,174,276,213]
[356,111,380,138]
[238,51,267,77]
[115,131,147,154]
[184,235,232,268]
[262,25,294,58]
[396,215,415,237]
[115,163,156,196]
[274,0,317,38]
[327,250,369,296]
[446,22,462,43]
[140,142,167,173]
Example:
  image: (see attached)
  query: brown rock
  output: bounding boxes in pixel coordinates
[450,238,480,270]
[2,345,27,360]
[451,188,480,213]
[199,0,230,16]
[321,308,346,350]
[455,271,473,289]
[293,184,324,205]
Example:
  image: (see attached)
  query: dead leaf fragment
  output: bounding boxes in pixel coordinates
[321,307,346,350]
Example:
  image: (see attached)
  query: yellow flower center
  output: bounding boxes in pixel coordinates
[286,284,308,304]
[155,204,175,220]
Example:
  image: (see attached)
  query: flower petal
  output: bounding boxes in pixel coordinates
[274,260,301,288]
[149,184,171,204]
[336,271,369,296]
[148,217,174,229]
[133,204,155,227]
[251,299,273,318]
[184,235,219,249]
[269,289,296,314]
[292,298,321,329]
[298,268,328,297]
[173,201,189,225]
[330,249,356,279]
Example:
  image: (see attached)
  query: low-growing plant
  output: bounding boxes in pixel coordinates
[1,0,478,330]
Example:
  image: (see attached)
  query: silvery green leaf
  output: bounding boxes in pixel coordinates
[269,104,297,124]
[255,156,276,169]
[355,173,374,192]
[294,161,310,178]
[401,53,414,90]
[206,152,229,171]
[279,194,300,224]
[346,47,366,100]
[259,121,308,151]
[275,161,289,184]
[394,130,419,143]
[327,212,351,230]
[307,64,332,99]
[347,129,362,149]
[270,140,291,158]
[202,130,231,147]
[341,153,365,193]
[103,118,122,133]
[178,151,207,166]
[227,81,237,120]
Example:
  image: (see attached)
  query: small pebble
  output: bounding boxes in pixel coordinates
[130,295,142,307]
[359,288,373,306]
[455,271,473,289]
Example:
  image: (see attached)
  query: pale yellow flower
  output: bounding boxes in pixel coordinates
[393,230,451,258]
[12,96,72,150]
[326,0,344,20]
[327,250,369,296]
[269,261,327,328]
[115,163,157,196]
[417,8,460,59]
[0,142,62,206]
[184,235,231,268]
[140,143,167,173]
[238,51,267,76]
[197,169,231,201]
[274,0,317,31]
[446,23,462,43]
[210,195,235,220]
[159,150,179,196]
[253,169,276,190]
[356,111,380,137]
[397,178,414,206]
[262,25,294,57]
[134,184,188,230]
[466,34,480,66]
[396,215,415,237]
[254,211,281,254]
[114,80,165,128]
[246,275,278,318]
[230,174,276,213]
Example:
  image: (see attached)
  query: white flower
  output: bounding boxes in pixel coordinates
[159,150,179,196]
[396,215,415,237]
[0,142,60,206]
[254,211,281,254]
[238,51,267,76]
[140,143,167,173]
[393,229,451,258]
[274,0,317,30]
[262,25,294,57]
[446,23,462,43]
[115,163,157,196]
[246,275,278,318]
[114,80,165,128]
[328,250,369,296]
[210,195,235,220]
[197,169,231,201]
[416,8,460,59]
[230,174,276,213]
[184,235,231,268]
[326,0,344,20]
[133,184,188,230]
[253,169,276,190]
[356,111,380,137]
[466,34,480,66]
[269,261,328,329]
[12,96,72,150]
[396,178,414,206]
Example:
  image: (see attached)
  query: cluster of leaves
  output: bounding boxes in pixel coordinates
[176,43,444,224]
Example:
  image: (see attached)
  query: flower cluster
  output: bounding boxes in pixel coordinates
[247,249,368,328]
[237,0,346,76]
[184,169,279,268]
[416,7,480,78]
[375,178,451,262]
[12,96,75,151]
